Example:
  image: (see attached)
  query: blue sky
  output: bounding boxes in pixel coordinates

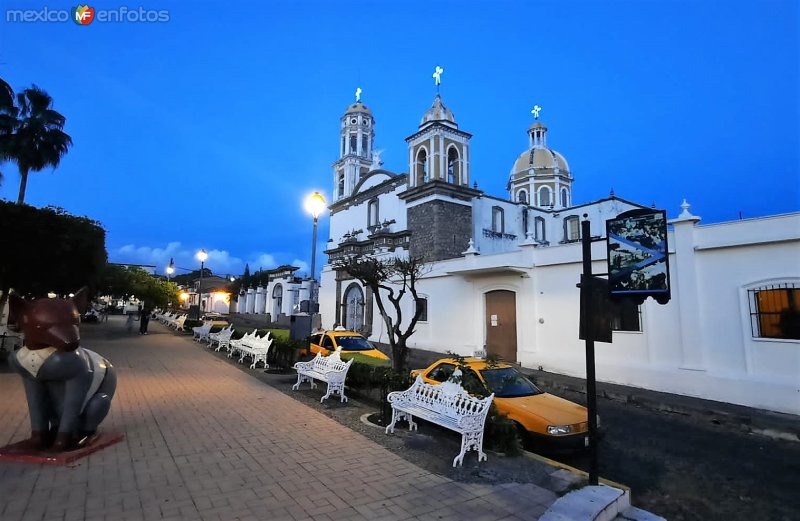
[1,0,797,278]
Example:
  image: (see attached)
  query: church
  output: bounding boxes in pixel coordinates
[318,83,800,415]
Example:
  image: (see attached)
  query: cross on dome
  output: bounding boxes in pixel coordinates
[433,66,444,87]
[531,105,542,119]
[355,87,362,102]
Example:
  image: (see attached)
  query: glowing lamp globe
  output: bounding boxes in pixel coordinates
[305,192,327,219]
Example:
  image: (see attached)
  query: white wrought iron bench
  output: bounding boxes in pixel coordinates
[169,314,187,331]
[228,330,256,358]
[385,371,494,467]
[292,350,354,403]
[192,321,213,342]
[234,331,273,369]
[209,324,234,350]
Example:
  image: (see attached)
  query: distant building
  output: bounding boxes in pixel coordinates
[188,275,232,314]
[233,266,315,325]
[318,94,800,415]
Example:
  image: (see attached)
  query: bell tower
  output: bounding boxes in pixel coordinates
[399,67,481,262]
[406,94,471,188]
[332,89,375,201]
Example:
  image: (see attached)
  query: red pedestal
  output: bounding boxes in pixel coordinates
[0,432,124,465]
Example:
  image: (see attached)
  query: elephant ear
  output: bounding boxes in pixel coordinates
[71,287,89,314]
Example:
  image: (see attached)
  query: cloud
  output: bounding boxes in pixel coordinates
[291,259,309,277]
[110,242,302,278]
[246,253,277,271]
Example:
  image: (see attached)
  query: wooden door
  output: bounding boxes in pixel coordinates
[485,290,517,363]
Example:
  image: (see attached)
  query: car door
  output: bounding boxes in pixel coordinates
[321,334,336,355]
[309,333,323,354]
[422,362,456,385]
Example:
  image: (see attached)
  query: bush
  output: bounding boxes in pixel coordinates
[183,319,203,331]
[267,337,306,369]
[483,404,522,456]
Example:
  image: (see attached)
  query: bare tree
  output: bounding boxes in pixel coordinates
[335,255,428,371]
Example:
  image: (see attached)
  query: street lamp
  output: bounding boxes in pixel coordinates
[304,192,327,284]
[197,249,208,319]
[166,257,175,281]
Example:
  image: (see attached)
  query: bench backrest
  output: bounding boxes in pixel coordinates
[402,375,493,420]
[311,349,353,373]
[213,326,234,340]
[243,333,272,349]
[175,315,187,327]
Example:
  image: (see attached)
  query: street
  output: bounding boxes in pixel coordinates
[545,388,800,521]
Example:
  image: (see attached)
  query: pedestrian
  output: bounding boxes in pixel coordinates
[139,304,150,335]
[125,312,135,334]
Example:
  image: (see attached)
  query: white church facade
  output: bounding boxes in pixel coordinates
[318,93,800,415]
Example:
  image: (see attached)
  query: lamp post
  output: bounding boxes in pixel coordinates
[304,192,327,303]
[166,258,175,281]
[197,249,208,319]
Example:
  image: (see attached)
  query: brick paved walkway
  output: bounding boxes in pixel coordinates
[0,317,557,521]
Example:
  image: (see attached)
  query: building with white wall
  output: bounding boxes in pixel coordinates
[318,94,800,415]
[234,266,315,325]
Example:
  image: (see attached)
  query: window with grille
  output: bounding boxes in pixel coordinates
[748,283,799,340]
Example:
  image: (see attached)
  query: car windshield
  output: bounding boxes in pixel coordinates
[479,367,543,398]
[335,335,373,351]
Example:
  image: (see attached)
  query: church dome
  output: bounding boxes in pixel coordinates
[510,147,570,180]
[420,94,456,127]
[344,100,372,116]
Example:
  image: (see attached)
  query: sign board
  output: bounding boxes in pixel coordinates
[579,275,613,343]
[606,209,671,304]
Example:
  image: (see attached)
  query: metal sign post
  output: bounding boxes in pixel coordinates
[580,217,600,486]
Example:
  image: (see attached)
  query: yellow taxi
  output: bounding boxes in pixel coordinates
[411,358,591,449]
[309,330,390,361]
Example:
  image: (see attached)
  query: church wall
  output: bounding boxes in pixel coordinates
[407,200,472,261]
[328,184,408,244]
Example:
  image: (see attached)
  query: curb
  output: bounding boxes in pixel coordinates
[539,485,630,521]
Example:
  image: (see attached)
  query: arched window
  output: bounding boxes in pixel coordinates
[447,147,459,184]
[564,216,580,242]
[539,187,552,207]
[349,135,357,154]
[272,284,283,319]
[416,148,428,185]
[561,188,569,207]
[518,190,528,204]
[337,173,345,199]
[367,199,379,227]
[492,206,504,233]
[343,284,365,332]
[361,135,369,157]
[535,216,546,241]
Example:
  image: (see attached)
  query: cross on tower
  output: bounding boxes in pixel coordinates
[432,66,444,91]
[355,87,362,102]
[531,104,542,119]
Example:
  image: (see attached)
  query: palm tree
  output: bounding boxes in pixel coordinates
[0,84,72,204]
[0,77,17,187]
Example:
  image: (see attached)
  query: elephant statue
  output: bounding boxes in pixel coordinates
[7,289,117,452]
